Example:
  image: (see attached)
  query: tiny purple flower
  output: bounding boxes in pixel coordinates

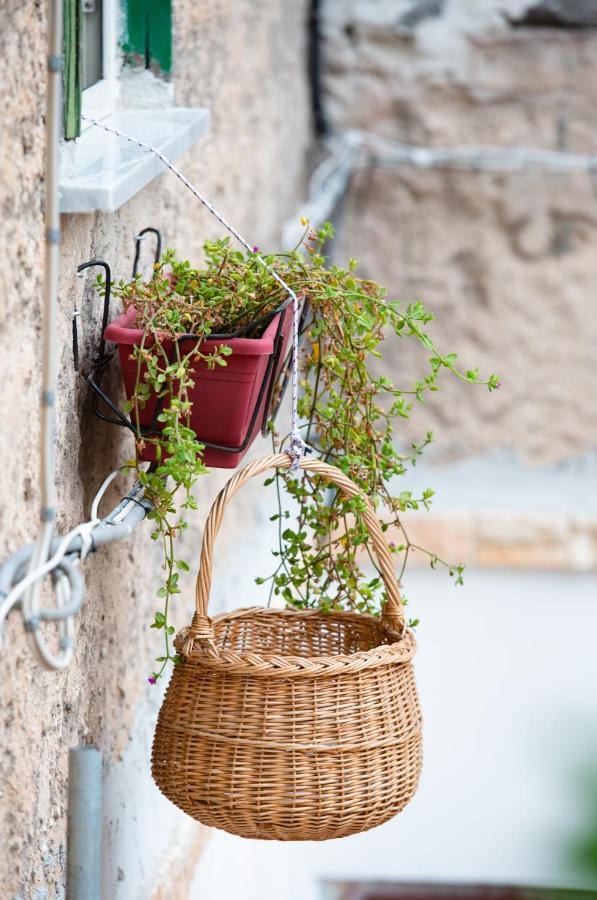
[252,246,259,253]
[148,676,157,685]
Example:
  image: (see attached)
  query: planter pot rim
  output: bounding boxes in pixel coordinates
[104,305,280,355]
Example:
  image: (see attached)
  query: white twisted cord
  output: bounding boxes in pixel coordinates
[1,468,123,669]
[82,115,309,468]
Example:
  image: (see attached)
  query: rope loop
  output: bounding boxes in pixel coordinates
[0,469,132,670]
[287,432,310,470]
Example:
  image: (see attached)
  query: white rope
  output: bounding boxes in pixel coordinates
[1,468,124,670]
[82,115,309,468]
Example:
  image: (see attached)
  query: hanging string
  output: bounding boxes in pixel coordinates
[82,116,309,468]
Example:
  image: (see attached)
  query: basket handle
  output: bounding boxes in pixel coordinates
[181,453,405,658]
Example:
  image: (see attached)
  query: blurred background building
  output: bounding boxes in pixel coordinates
[1,1,596,898]
[194,2,597,897]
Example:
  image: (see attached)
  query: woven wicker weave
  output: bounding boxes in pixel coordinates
[152,453,422,841]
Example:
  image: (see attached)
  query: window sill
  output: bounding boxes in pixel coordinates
[59,107,210,214]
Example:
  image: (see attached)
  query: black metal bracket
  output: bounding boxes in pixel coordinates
[73,258,136,432]
[132,227,162,279]
[73,227,303,454]
[263,297,311,434]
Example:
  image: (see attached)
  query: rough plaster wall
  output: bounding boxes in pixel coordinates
[0,0,310,897]
[321,0,597,465]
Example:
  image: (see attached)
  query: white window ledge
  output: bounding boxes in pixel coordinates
[59,107,210,214]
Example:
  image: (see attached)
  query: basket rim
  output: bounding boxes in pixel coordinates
[174,606,417,677]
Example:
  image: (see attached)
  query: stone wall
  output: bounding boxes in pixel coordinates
[320,0,597,570]
[322,0,597,464]
[0,2,310,897]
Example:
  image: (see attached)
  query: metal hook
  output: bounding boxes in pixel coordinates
[74,259,112,375]
[72,259,134,429]
[132,227,162,279]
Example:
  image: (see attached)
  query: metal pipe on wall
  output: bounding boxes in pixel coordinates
[23,0,64,660]
[67,746,103,899]
[47,5,102,896]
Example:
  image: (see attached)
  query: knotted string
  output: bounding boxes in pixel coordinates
[82,116,309,468]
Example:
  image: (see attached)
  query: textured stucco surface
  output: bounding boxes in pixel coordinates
[0,1,310,897]
[321,0,597,465]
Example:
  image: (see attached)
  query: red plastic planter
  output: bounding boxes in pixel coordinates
[103,305,292,468]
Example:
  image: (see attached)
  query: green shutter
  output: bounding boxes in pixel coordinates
[62,0,172,142]
[149,2,172,73]
[122,0,172,74]
[63,0,82,140]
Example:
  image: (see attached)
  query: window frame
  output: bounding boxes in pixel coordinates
[63,0,173,141]
[81,0,120,125]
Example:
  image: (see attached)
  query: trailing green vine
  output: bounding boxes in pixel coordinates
[99,222,498,681]
[260,223,498,621]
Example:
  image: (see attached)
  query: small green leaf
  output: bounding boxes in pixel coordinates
[151,611,166,629]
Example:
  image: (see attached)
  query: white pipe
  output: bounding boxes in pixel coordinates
[41,0,62,517]
[282,129,597,243]
[67,746,103,899]
[23,0,63,651]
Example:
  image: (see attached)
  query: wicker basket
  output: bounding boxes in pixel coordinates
[152,453,422,841]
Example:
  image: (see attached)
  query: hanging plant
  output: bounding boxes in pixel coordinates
[263,222,499,619]
[98,221,498,681]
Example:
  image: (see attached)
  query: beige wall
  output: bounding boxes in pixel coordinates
[0,1,310,896]
[319,0,597,573]
[322,0,597,465]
